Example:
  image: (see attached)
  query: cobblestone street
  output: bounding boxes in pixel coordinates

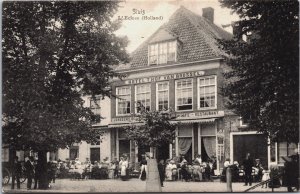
[3,178,288,193]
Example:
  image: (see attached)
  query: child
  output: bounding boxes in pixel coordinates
[261,170,270,188]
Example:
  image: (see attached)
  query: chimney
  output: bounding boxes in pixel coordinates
[231,21,243,41]
[202,7,214,23]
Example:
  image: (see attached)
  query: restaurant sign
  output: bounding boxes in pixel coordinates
[111,110,224,124]
[175,111,224,120]
[124,70,205,84]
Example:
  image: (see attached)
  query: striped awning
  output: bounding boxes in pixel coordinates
[108,122,144,128]
[170,118,216,124]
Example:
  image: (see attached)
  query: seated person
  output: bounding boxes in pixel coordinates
[180,161,191,181]
[202,162,212,181]
[192,161,203,181]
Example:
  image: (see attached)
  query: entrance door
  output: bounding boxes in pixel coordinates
[232,133,268,167]
[90,148,100,164]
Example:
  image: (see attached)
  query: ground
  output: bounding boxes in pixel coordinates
[3,178,288,193]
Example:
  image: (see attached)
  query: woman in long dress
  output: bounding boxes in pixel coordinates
[165,160,173,181]
[120,157,129,181]
[139,155,147,181]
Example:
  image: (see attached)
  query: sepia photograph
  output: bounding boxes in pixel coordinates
[1,0,299,193]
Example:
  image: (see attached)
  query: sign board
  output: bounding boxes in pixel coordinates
[111,110,224,124]
[175,110,224,120]
[111,116,138,124]
[124,70,205,84]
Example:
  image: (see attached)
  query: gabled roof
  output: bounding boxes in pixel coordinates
[117,6,232,71]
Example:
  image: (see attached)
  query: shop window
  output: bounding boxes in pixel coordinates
[176,79,193,111]
[148,41,177,65]
[135,84,151,113]
[198,76,217,109]
[156,82,169,111]
[201,136,216,161]
[116,86,131,115]
[178,124,193,163]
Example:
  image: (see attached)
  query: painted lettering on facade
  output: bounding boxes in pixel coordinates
[175,111,224,120]
[124,71,205,84]
[111,116,138,124]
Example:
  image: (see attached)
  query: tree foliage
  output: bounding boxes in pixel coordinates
[2,1,129,152]
[124,109,177,148]
[219,0,299,143]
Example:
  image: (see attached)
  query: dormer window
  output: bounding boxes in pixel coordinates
[148,40,177,65]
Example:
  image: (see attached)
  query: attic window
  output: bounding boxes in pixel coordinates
[148,40,177,65]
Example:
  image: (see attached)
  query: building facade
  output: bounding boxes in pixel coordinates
[108,6,235,171]
[56,96,112,163]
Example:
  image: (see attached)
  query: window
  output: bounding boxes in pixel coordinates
[158,42,167,64]
[135,84,151,113]
[148,40,177,65]
[198,76,217,109]
[176,79,193,111]
[277,142,298,164]
[156,82,169,111]
[90,97,101,116]
[149,44,158,64]
[91,135,100,146]
[116,86,131,115]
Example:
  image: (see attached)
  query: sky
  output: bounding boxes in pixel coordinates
[114,0,239,53]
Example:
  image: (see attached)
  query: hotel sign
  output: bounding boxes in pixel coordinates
[124,71,205,84]
[175,111,224,120]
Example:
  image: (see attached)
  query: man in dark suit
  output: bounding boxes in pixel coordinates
[25,156,35,190]
[243,153,254,186]
[11,156,22,189]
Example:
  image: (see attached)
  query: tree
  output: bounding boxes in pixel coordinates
[218,0,299,143]
[124,108,177,159]
[2,1,128,189]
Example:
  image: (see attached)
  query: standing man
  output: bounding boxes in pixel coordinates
[11,156,22,189]
[158,159,165,187]
[25,156,35,190]
[243,153,254,186]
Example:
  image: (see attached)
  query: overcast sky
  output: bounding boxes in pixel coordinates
[114,0,239,53]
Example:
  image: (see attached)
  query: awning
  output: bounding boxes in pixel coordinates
[170,118,216,124]
[108,123,144,128]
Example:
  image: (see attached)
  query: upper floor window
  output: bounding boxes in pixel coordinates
[135,84,151,113]
[116,86,131,115]
[149,41,176,65]
[90,97,101,116]
[90,97,101,124]
[176,79,193,111]
[156,82,169,111]
[198,76,217,109]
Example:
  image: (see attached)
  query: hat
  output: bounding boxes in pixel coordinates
[282,156,292,162]
[255,159,260,161]
[170,160,175,164]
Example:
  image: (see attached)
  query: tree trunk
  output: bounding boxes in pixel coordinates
[38,151,48,189]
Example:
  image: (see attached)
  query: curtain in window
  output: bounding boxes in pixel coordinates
[178,137,192,155]
[202,137,216,159]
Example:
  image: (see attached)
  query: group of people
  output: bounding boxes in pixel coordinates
[222,151,299,192]
[138,154,217,187]
[11,156,57,190]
